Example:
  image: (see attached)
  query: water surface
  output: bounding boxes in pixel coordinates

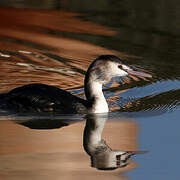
[0,1,179,179]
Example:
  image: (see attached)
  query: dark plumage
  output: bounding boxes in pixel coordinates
[1,83,88,113]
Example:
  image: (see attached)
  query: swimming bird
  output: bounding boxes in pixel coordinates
[0,55,151,114]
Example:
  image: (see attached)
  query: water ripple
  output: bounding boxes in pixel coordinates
[117,89,180,113]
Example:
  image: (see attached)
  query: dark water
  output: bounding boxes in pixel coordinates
[0,0,180,180]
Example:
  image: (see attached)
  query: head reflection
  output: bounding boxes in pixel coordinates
[83,114,147,170]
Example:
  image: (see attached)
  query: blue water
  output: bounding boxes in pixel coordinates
[127,110,180,179]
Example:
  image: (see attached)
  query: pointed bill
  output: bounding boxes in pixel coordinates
[126,69,152,78]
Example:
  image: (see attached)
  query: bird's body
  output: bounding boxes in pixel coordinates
[0,55,151,114]
[0,83,88,113]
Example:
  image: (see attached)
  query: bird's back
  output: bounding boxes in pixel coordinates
[0,83,88,114]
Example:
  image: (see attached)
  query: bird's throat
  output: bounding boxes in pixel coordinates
[85,80,109,113]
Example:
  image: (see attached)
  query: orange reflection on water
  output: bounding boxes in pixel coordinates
[0,8,134,92]
[0,118,138,179]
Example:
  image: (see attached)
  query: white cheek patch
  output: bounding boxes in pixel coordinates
[105,62,131,78]
[122,65,131,70]
[120,71,128,77]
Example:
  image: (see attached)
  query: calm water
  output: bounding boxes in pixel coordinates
[0,0,180,180]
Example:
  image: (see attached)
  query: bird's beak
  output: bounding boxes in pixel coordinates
[126,69,152,78]
[116,150,148,167]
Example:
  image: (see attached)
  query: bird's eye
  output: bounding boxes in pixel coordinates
[118,65,123,69]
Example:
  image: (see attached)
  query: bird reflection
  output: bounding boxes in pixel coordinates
[83,113,147,170]
[12,114,84,129]
[11,113,147,171]
[15,118,69,129]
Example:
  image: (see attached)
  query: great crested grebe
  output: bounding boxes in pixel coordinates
[0,55,151,114]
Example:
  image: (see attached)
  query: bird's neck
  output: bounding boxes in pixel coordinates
[85,78,109,113]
